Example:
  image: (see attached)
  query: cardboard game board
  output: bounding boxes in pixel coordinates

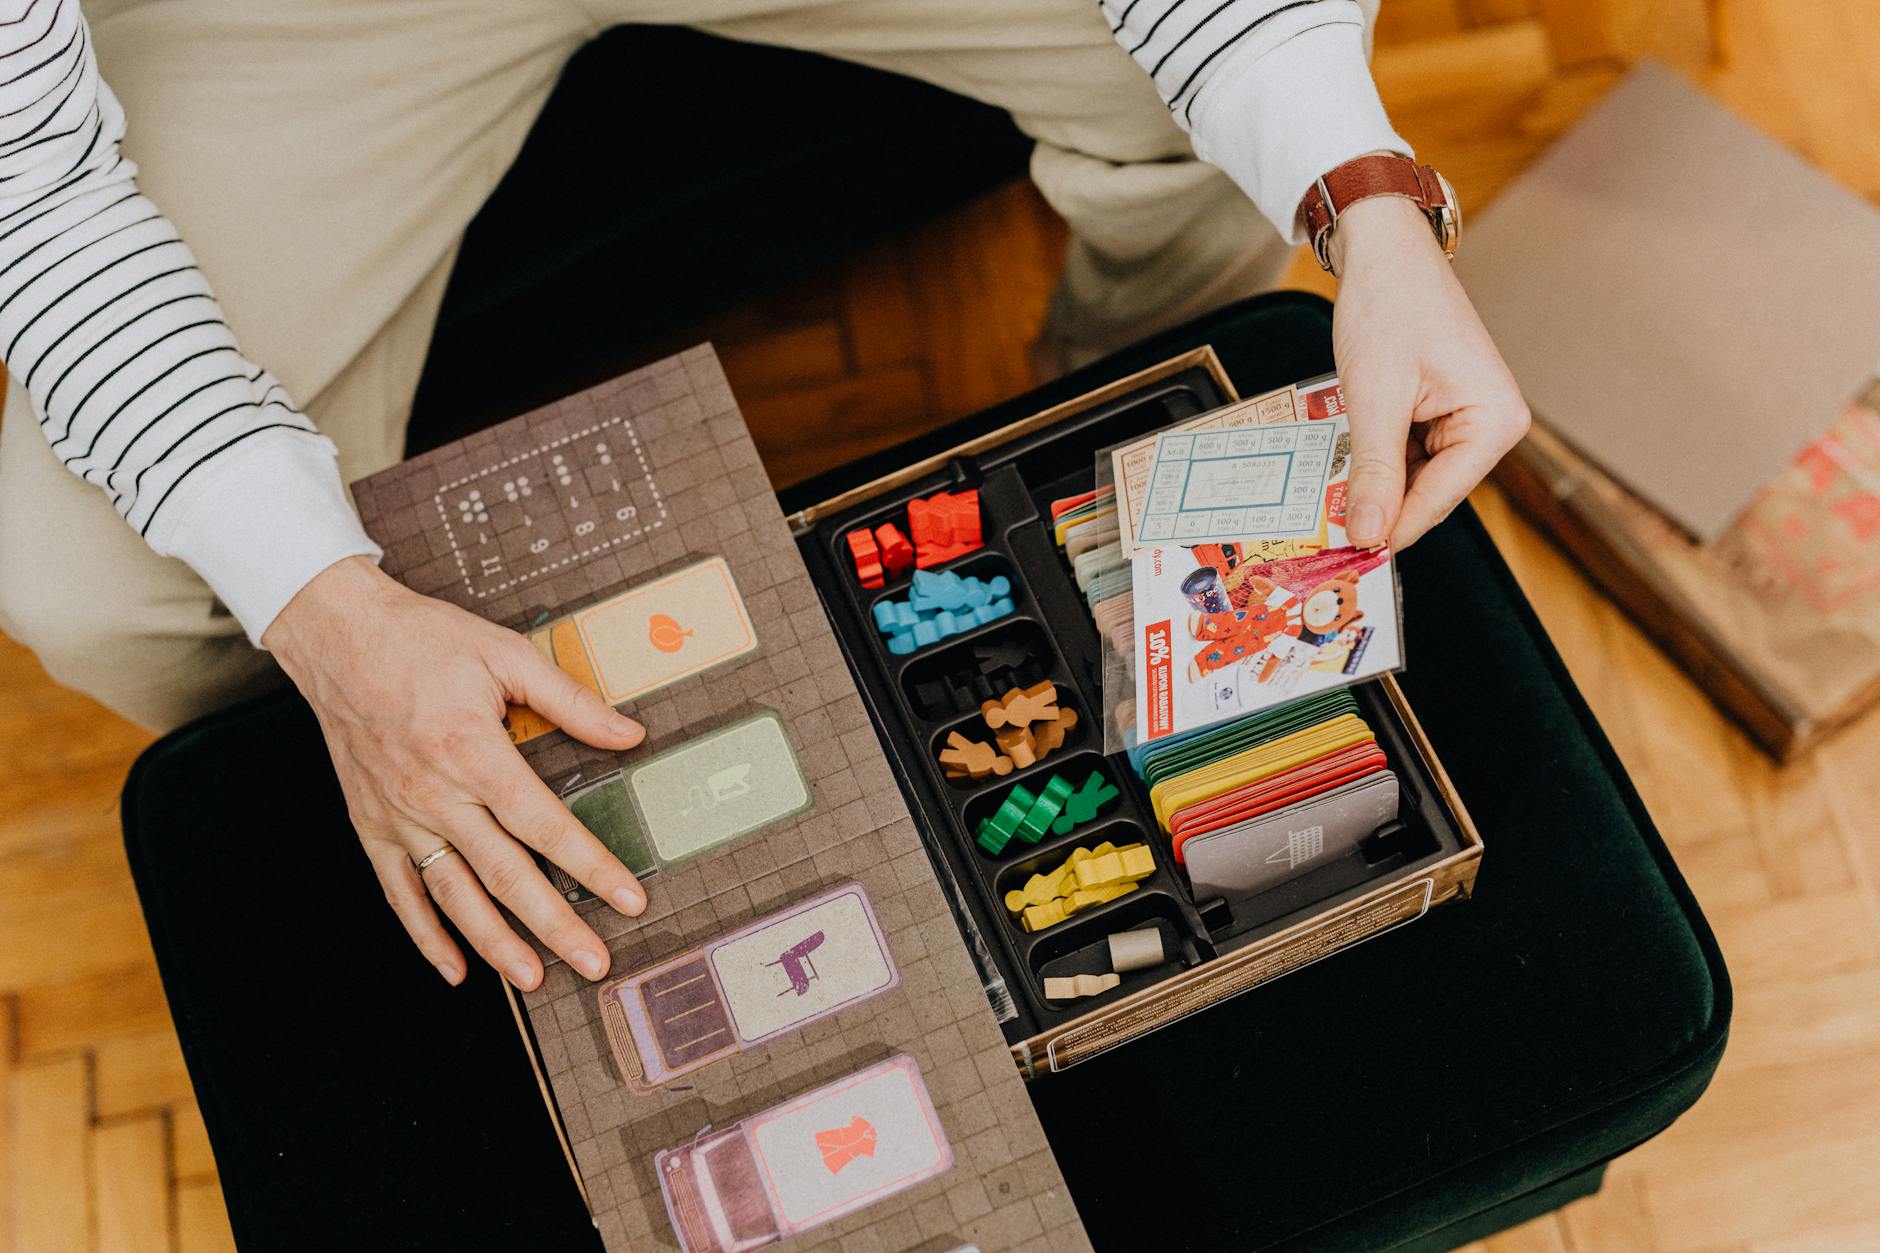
[352,347,1080,1251]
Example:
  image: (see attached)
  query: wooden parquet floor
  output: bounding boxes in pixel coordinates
[5,1,1880,1248]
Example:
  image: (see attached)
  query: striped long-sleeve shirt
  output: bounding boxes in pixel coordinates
[0,0,1401,645]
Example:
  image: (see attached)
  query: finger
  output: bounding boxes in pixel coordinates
[412,837,546,991]
[475,741,647,919]
[445,802,614,983]
[1390,415,1519,549]
[368,845,465,985]
[494,637,644,751]
[1337,372,1416,548]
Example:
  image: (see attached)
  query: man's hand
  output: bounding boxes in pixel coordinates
[264,557,648,990]
[1327,195,1530,549]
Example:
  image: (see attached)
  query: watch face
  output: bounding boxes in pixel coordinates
[1434,170,1461,257]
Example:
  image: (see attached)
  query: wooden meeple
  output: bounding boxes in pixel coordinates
[352,344,1482,1250]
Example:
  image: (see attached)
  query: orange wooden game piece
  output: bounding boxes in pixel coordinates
[994,725,1038,769]
[1031,706,1079,756]
[938,731,1012,780]
[982,680,1058,730]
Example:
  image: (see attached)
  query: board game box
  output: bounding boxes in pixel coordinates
[352,344,1482,1249]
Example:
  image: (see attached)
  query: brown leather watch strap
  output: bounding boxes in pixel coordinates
[1300,153,1456,273]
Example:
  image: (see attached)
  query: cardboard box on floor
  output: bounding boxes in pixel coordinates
[1455,60,1880,543]
[1456,60,1880,756]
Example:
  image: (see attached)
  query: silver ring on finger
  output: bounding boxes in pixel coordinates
[414,843,459,875]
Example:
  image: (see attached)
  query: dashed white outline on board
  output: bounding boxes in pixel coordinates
[434,413,668,599]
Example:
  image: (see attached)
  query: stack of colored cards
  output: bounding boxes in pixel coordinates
[1046,375,1414,906]
[1146,689,1399,905]
[1050,487,1135,732]
[1051,490,1404,901]
[1051,375,1405,755]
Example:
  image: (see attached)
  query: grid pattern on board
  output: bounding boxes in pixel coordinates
[352,346,1085,1252]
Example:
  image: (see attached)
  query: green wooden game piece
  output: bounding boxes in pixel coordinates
[976,784,1036,855]
[1052,770,1121,835]
[1016,774,1075,845]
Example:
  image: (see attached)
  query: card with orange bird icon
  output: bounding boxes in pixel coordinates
[505,557,757,742]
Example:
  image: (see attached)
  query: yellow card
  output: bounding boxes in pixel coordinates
[1150,715,1374,826]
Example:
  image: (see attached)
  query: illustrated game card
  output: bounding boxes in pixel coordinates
[505,557,757,744]
[656,1054,952,1253]
[541,709,813,901]
[599,882,899,1092]
[1132,542,1402,746]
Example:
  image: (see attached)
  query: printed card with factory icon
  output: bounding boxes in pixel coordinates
[599,883,900,1092]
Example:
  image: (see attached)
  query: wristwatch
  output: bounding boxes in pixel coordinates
[1300,153,1460,275]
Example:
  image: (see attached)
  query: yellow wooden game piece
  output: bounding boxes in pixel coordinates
[1022,900,1070,932]
[1072,843,1154,890]
[1068,881,1137,912]
[1007,841,1141,932]
[1073,850,1124,889]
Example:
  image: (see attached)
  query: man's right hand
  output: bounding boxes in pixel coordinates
[264,556,648,990]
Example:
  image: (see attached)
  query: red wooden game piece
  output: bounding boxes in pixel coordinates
[873,522,914,578]
[908,489,984,568]
[845,528,884,588]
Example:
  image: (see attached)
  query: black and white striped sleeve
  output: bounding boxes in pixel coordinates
[0,0,379,644]
[1102,0,1410,238]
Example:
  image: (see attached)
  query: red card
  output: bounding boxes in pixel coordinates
[1172,741,1385,838]
[1170,743,1388,862]
[1051,490,1098,519]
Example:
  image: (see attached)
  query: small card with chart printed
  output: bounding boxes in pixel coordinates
[432,420,668,604]
[599,883,900,1093]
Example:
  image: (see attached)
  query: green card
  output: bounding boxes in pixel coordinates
[628,710,814,865]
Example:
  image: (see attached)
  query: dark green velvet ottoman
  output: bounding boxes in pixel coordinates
[121,293,1729,1252]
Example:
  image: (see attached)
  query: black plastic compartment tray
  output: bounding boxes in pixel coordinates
[793,365,1468,1045]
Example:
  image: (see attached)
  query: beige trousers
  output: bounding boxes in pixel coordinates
[0,0,1314,731]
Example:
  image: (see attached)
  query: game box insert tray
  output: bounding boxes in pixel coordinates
[786,346,1482,1075]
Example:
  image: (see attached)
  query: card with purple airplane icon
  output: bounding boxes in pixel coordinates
[599,883,900,1093]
